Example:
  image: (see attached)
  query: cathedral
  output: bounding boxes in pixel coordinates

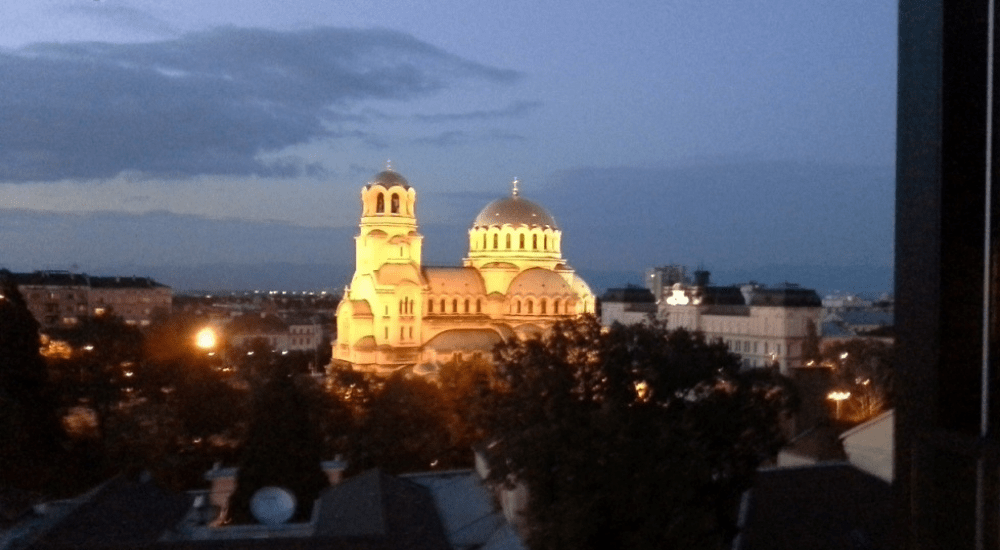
[332,168,595,374]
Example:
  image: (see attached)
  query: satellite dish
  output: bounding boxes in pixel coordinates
[250,486,296,525]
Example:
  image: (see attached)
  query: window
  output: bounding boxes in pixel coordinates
[544,236,548,250]
[384,327,388,339]
[428,299,433,313]
[516,301,521,314]
[464,299,470,313]
[527,300,533,314]
[553,299,559,314]
[494,234,499,249]
[391,193,400,213]
[540,299,546,314]
[440,299,445,312]
[453,299,458,312]
[506,234,511,249]
[476,299,482,313]
[376,193,384,213]
[483,234,487,249]
[520,234,525,249]
[401,327,405,339]
[409,327,413,339]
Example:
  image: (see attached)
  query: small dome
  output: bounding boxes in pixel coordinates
[473,195,559,229]
[368,170,410,189]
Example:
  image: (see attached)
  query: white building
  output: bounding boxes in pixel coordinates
[659,282,822,373]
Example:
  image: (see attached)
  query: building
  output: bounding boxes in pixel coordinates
[10,271,171,329]
[658,279,822,373]
[643,265,690,302]
[225,312,325,353]
[333,170,595,374]
[599,286,656,327]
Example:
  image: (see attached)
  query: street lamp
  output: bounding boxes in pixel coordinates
[195,327,217,350]
[827,390,851,420]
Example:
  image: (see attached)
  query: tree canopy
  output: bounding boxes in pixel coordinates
[476,316,796,550]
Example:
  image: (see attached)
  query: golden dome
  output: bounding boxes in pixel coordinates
[473,185,558,229]
[368,169,410,189]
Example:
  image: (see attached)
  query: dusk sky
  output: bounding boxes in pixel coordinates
[0,0,897,293]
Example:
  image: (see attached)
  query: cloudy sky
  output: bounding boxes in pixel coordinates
[0,0,897,293]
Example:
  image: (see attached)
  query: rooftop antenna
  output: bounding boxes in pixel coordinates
[511,178,520,197]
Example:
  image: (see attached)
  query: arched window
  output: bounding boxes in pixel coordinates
[476,299,482,313]
[506,234,511,249]
[483,234,487,249]
[540,299,546,314]
[376,193,385,213]
[428,299,433,313]
[519,234,525,249]
[452,299,458,313]
[516,301,521,314]
[493,234,499,249]
[533,234,538,250]
[527,300,534,314]
[553,299,560,314]
[391,193,400,214]
[464,299,470,313]
[400,327,405,339]
[544,235,548,250]
[440,299,445,312]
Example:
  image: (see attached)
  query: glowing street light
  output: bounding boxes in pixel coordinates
[195,327,217,350]
[827,390,852,420]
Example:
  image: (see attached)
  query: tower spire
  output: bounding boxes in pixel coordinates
[386,159,394,172]
[511,177,520,197]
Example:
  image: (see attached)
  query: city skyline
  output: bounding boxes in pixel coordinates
[0,1,897,292]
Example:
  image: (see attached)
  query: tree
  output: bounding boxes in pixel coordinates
[0,271,65,491]
[228,365,329,523]
[346,372,456,474]
[820,338,894,422]
[476,316,796,550]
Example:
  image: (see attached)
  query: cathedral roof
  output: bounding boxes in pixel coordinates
[367,169,411,190]
[506,268,573,296]
[472,183,558,229]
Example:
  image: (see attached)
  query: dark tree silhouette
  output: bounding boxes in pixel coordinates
[476,316,796,550]
[227,365,329,523]
[0,271,65,490]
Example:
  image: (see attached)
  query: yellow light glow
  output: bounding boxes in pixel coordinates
[827,391,851,401]
[195,327,216,350]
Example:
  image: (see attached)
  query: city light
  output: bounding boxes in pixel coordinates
[827,390,851,420]
[196,327,217,350]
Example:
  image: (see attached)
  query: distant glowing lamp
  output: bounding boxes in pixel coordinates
[827,390,852,419]
[196,328,217,350]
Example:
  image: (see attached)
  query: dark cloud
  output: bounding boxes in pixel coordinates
[0,27,519,182]
[413,100,542,122]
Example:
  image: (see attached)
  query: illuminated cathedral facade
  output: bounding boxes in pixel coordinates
[333,169,595,374]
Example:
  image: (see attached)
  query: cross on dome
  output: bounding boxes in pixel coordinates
[511,178,520,197]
